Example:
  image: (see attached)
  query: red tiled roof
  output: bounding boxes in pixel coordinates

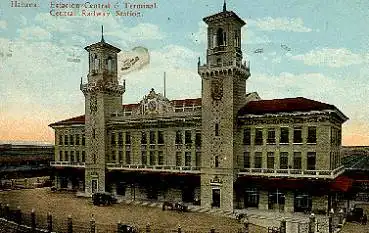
[238,97,336,116]
[49,115,85,127]
[49,98,202,126]
[171,98,201,107]
[123,103,140,111]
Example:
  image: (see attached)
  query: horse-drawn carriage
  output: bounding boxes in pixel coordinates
[162,201,188,212]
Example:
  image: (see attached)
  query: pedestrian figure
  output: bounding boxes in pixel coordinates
[362,213,367,225]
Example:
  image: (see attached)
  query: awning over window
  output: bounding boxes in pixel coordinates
[329,176,353,192]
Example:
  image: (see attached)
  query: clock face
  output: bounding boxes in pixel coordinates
[148,100,157,111]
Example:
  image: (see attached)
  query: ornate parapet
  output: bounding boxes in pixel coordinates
[198,60,250,80]
[80,80,125,95]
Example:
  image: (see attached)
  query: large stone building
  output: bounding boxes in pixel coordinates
[50,4,348,215]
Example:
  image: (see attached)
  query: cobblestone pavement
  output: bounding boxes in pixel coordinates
[341,222,368,233]
[0,188,265,233]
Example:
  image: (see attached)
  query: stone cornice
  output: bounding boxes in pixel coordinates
[80,80,125,96]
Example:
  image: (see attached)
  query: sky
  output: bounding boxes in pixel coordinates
[0,0,368,145]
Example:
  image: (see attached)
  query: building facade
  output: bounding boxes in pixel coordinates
[50,5,348,214]
[0,143,53,189]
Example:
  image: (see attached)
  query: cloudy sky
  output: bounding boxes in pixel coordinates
[0,0,368,145]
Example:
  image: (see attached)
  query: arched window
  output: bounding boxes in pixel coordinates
[107,56,113,72]
[215,123,219,136]
[212,34,217,48]
[217,28,224,46]
[93,54,99,72]
[234,30,240,47]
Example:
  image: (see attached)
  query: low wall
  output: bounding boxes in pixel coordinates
[0,218,50,233]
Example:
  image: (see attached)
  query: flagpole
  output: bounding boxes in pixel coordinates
[164,72,166,98]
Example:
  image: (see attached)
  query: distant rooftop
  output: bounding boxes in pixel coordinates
[0,141,54,147]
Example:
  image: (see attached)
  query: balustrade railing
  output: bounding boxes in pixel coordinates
[106,163,200,173]
[50,161,85,167]
[239,166,345,179]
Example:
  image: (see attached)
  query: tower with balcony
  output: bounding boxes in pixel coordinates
[80,27,125,195]
[198,3,250,211]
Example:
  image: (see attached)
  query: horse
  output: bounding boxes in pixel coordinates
[162,201,174,211]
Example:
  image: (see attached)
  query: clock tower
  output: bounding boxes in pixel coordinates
[81,27,125,195]
[198,3,250,211]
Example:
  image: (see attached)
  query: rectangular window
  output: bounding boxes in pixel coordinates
[293,152,302,169]
[64,135,69,146]
[76,151,80,162]
[307,127,317,144]
[111,133,116,146]
[254,152,262,168]
[149,131,156,144]
[293,127,302,143]
[185,130,192,144]
[125,151,131,164]
[75,134,80,145]
[125,132,131,145]
[141,151,147,165]
[82,134,85,146]
[70,151,75,162]
[267,152,275,169]
[294,192,312,213]
[175,131,183,144]
[82,151,85,162]
[244,152,250,168]
[244,188,259,208]
[59,151,63,161]
[195,133,201,147]
[141,132,147,145]
[338,130,341,146]
[59,135,63,145]
[158,151,164,165]
[243,128,251,145]
[196,152,201,167]
[280,152,288,169]
[158,131,164,144]
[176,152,182,166]
[149,151,155,165]
[64,151,69,161]
[92,129,96,139]
[111,151,116,162]
[70,135,74,145]
[118,132,123,146]
[280,127,289,144]
[185,152,192,166]
[215,123,219,136]
[215,156,219,167]
[119,151,123,162]
[255,129,263,145]
[307,152,316,170]
[267,129,276,144]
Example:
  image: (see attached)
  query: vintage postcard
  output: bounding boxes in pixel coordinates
[0,0,368,233]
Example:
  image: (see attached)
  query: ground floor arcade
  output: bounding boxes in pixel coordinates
[53,168,348,214]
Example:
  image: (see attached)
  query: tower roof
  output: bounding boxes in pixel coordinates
[84,26,121,53]
[203,7,245,26]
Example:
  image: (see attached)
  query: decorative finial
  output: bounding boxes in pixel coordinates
[80,76,82,85]
[198,57,201,66]
[223,0,227,12]
[101,25,105,42]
